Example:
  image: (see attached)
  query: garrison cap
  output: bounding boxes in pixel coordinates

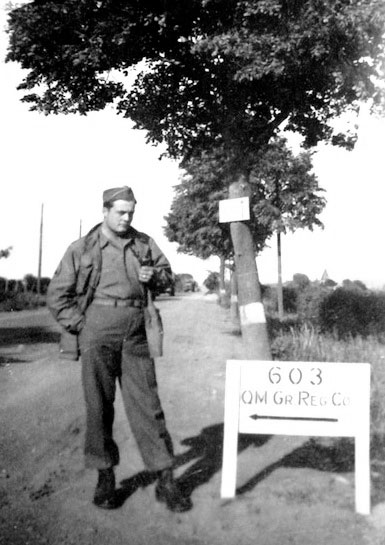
[103,186,136,205]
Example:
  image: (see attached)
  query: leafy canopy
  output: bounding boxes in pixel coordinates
[164,146,271,259]
[6,0,385,163]
[251,137,326,234]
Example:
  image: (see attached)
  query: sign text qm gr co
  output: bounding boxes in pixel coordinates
[221,360,371,515]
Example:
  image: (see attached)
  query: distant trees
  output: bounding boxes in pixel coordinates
[0,247,12,259]
[203,271,221,293]
[23,274,51,294]
[0,274,50,296]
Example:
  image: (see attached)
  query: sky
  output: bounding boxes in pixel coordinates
[1,2,385,288]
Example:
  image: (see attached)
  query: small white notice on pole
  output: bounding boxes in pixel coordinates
[221,360,371,515]
[219,197,250,223]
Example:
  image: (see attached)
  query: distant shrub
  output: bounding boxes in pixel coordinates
[263,275,385,340]
[262,284,298,314]
[267,314,301,347]
[342,279,367,291]
[319,288,385,339]
[174,273,198,292]
[40,277,51,294]
[203,271,220,292]
[292,273,311,290]
[0,293,45,312]
[23,274,51,294]
[282,286,299,313]
[0,277,7,294]
[295,283,331,324]
[264,280,331,324]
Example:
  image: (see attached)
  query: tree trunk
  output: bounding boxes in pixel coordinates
[219,255,227,306]
[277,231,284,321]
[230,267,239,325]
[229,174,271,360]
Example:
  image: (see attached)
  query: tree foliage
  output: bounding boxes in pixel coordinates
[164,138,325,259]
[0,247,12,259]
[6,0,385,165]
[251,137,326,234]
[164,149,233,260]
[164,146,271,260]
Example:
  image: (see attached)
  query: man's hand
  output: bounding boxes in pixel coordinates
[139,266,155,283]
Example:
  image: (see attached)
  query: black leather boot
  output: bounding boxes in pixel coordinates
[155,468,192,513]
[93,468,117,509]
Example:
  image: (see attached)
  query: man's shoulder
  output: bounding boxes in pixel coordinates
[65,238,85,255]
[66,224,102,254]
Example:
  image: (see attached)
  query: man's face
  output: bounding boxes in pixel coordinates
[103,200,136,235]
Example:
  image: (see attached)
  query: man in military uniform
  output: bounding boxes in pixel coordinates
[47,186,192,512]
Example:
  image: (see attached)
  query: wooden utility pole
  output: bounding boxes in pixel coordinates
[229,174,271,360]
[275,177,284,321]
[219,255,227,306]
[37,203,44,295]
[277,230,284,320]
[79,219,82,238]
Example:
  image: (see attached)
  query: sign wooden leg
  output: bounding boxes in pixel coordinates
[221,361,241,498]
[355,426,371,514]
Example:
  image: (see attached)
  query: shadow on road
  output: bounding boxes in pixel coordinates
[174,424,270,497]
[236,437,355,495]
[114,423,269,507]
[112,429,385,508]
[0,326,60,365]
[0,326,60,347]
[115,471,158,507]
[114,424,362,506]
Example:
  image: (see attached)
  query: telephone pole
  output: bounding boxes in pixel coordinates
[37,203,44,296]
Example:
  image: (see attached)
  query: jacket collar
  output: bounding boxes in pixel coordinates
[94,224,138,249]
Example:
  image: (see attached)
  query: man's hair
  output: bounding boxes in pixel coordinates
[103,200,136,210]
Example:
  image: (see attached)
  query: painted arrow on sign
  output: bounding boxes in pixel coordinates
[250,414,338,423]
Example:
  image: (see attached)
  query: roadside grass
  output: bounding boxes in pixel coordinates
[271,324,385,437]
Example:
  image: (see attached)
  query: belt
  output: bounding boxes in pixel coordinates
[92,298,144,309]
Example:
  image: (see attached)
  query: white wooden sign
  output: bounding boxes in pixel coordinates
[219,197,250,223]
[221,360,371,515]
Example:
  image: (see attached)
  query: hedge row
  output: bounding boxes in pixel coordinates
[263,279,385,340]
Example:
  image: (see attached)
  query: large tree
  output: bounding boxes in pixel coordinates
[6,0,385,357]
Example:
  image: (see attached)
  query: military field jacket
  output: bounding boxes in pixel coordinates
[47,223,173,335]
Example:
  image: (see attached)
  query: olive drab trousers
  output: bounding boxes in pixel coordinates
[79,302,174,472]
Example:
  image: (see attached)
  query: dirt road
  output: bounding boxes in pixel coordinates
[1,294,384,545]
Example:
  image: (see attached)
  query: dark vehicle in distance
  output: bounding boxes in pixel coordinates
[175,274,198,293]
[153,274,176,297]
[154,273,198,297]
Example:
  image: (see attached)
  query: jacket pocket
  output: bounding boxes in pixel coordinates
[59,329,80,361]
